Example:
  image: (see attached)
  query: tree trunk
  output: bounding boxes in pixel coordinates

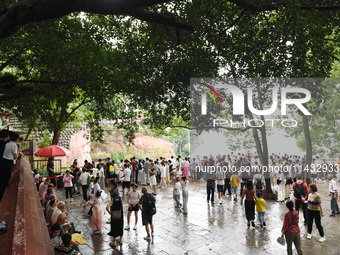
[303,115,312,185]
[259,117,271,193]
[252,126,263,163]
[52,129,61,145]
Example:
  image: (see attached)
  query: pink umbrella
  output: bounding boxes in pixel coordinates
[35,145,72,157]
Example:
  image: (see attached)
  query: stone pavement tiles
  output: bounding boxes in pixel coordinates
[57,180,340,255]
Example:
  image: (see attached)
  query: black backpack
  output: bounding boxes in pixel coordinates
[294,182,305,199]
[255,177,263,190]
[145,194,156,215]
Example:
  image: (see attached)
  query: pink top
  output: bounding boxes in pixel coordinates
[63,175,73,187]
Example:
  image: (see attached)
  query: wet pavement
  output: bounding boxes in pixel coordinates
[57,180,340,255]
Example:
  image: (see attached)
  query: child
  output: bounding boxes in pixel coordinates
[174,177,182,208]
[255,191,266,227]
[230,172,240,202]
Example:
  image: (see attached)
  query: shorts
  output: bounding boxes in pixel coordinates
[217,184,224,193]
[128,204,139,212]
[231,187,238,195]
[123,181,131,189]
[149,175,157,186]
[142,213,153,225]
[131,171,137,179]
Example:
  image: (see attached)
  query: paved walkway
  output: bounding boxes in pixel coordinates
[57,180,340,255]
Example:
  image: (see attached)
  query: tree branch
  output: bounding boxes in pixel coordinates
[0,0,192,38]
[230,0,340,12]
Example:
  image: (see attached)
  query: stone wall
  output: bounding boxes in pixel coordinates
[5,117,91,167]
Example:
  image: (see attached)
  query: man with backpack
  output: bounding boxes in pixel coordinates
[253,169,266,197]
[105,158,114,185]
[138,187,156,241]
[293,174,308,225]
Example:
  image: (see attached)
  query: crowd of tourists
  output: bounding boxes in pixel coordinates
[1,131,339,255]
[35,152,339,254]
[39,156,189,254]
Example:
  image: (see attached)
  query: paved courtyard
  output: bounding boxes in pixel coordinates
[57,180,340,255]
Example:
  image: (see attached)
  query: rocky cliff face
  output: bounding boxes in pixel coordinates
[91,131,175,160]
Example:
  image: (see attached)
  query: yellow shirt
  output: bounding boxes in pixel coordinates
[255,198,266,212]
[230,174,239,188]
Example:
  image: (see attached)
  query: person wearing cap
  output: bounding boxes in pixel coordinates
[125,183,140,231]
[293,174,308,226]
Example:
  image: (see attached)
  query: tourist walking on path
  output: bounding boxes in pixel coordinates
[121,164,131,199]
[216,167,225,204]
[99,163,105,190]
[255,191,266,227]
[165,161,170,187]
[241,180,256,227]
[63,170,74,203]
[138,187,156,241]
[149,162,157,195]
[206,167,216,204]
[277,170,285,202]
[79,168,90,202]
[174,177,182,208]
[253,170,266,197]
[230,172,240,202]
[91,191,105,234]
[293,174,308,225]
[137,159,144,184]
[107,182,124,247]
[281,200,304,255]
[182,157,190,178]
[306,183,326,242]
[328,174,339,217]
[144,158,150,185]
[125,183,140,231]
[181,176,189,214]
[159,162,167,189]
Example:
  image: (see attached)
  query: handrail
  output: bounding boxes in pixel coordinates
[0,157,54,255]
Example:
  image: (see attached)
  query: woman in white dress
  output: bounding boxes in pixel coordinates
[277,170,285,202]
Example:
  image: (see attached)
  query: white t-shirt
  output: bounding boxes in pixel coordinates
[216,171,225,185]
[128,190,140,205]
[329,179,338,193]
[181,180,188,191]
[3,141,18,161]
[92,168,98,177]
[99,167,104,178]
[183,161,190,168]
[160,167,166,178]
[174,182,181,195]
[52,208,62,225]
[92,183,100,199]
[176,170,182,177]
[79,172,89,185]
[34,174,40,184]
[123,168,131,182]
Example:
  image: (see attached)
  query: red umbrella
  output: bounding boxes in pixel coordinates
[35,145,72,157]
